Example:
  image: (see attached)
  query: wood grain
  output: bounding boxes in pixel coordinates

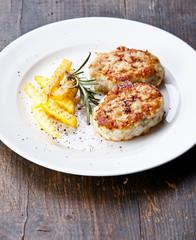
[0,0,195,239]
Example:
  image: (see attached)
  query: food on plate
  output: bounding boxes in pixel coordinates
[62,53,101,125]
[51,75,77,100]
[92,81,164,141]
[31,104,61,139]
[52,97,75,114]
[24,82,48,105]
[34,76,50,89]
[43,59,72,95]
[42,99,77,128]
[89,46,165,93]
[24,59,78,138]
[24,50,165,141]
[24,53,101,138]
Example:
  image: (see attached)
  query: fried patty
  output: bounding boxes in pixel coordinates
[89,46,165,93]
[92,82,164,141]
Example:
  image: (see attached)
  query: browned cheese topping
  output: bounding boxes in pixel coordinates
[89,46,163,85]
[93,81,163,130]
[89,46,165,93]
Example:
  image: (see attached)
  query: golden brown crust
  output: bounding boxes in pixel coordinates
[92,82,163,130]
[89,46,165,92]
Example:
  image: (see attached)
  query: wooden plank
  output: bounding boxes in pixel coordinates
[136,147,196,240]
[0,0,23,51]
[125,0,196,48]
[0,143,30,239]
[17,171,141,240]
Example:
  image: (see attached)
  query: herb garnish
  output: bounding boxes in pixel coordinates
[65,52,102,125]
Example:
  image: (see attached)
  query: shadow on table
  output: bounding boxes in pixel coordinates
[1,142,195,239]
[9,143,195,201]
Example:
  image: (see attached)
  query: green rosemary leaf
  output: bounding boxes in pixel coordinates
[80,82,99,86]
[79,79,97,82]
[74,52,91,73]
[73,71,84,75]
[89,96,100,101]
[89,99,100,106]
[86,88,103,95]
[67,52,102,124]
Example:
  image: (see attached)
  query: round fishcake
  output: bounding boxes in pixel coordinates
[89,46,165,93]
[92,82,164,141]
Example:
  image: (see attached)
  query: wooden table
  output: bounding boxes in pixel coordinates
[0,1,195,239]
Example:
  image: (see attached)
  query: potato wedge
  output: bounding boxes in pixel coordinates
[43,59,72,95]
[51,77,77,100]
[52,97,75,114]
[42,100,77,128]
[24,82,47,105]
[34,76,49,89]
[51,87,77,100]
[35,75,59,92]
[31,104,61,138]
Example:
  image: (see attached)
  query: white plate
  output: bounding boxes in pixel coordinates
[0,17,196,176]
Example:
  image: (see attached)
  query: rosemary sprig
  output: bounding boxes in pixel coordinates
[65,52,102,125]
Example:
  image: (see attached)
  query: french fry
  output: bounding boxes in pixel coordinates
[31,104,61,138]
[24,58,79,138]
[42,100,77,128]
[24,82,47,105]
[52,96,75,114]
[35,75,59,93]
[51,77,77,100]
[43,59,72,95]
[51,87,77,100]
[34,76,49,89]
